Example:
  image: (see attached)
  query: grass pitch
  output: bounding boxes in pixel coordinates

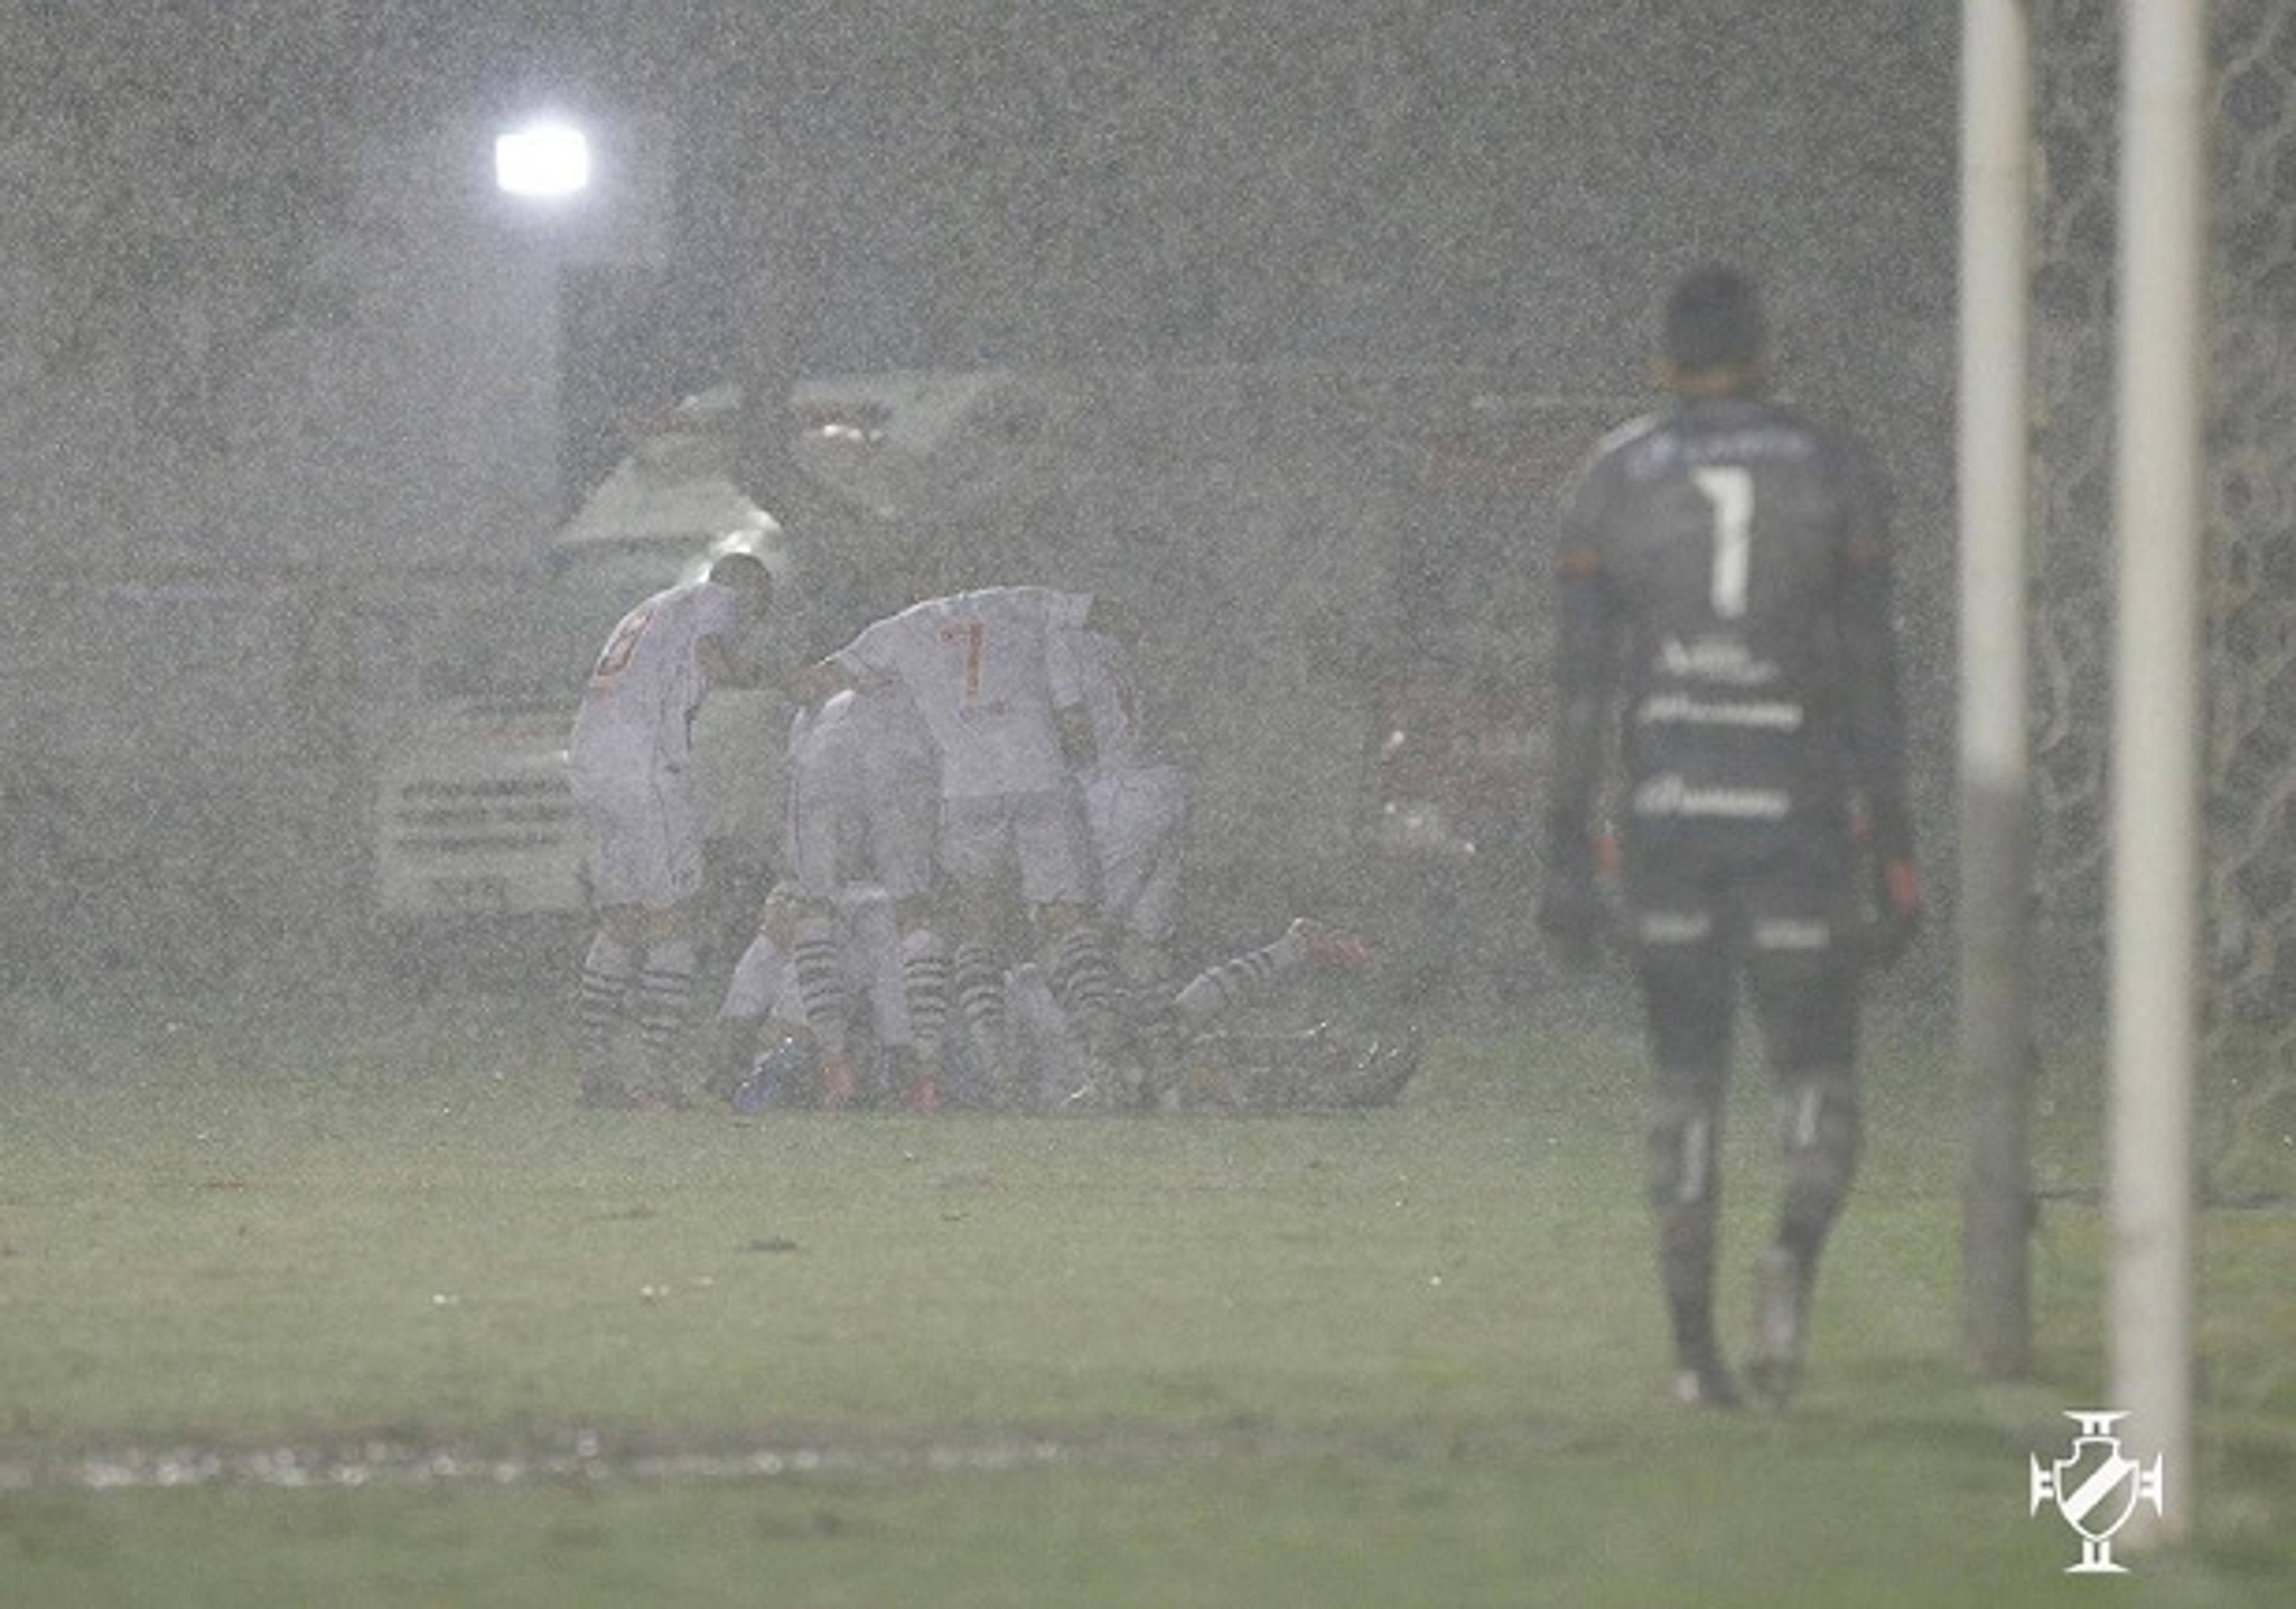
[0,976,2288,1607]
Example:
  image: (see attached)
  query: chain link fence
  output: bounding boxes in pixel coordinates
[2032,0,2296,1197]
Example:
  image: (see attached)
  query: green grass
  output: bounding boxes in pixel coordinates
[0,979,2288,1607]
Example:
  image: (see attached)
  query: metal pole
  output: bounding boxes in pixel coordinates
[2110,0,2205,1549]
[1958,0,2035,1379]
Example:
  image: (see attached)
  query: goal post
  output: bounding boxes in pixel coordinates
[1959,0,2203,1543]
[2107,0,2205,1548]
[1956,0,2035,1381]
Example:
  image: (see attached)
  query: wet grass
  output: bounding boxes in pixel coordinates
[0,978,2289,1607]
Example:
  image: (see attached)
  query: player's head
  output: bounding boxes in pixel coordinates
[709,550,776,617]
[1659,265,1769,393]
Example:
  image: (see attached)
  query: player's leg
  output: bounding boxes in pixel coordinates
[624,773,712,1107]
[1014,789,1129,1083]
[632,902,704,1109]
[894,911,952,1109]
[710,905,789,1102]
[1170,917,1374,1030]
[1039,903,1125,1064]
[786,761,869,1106]
[576,908,644,1106]
[1088,765,1190,1093]
[839,885,930,1110]
[569,774,655,1107]
[867,785,946,1112]
[1007,960,1090,1110]
[1625,835,1741,1406]
[938,798,1023,1105]
[1088,763,1186,988]
[1742,843,1866,1406]
[787,902,856,1106]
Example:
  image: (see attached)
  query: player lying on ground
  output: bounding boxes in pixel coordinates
[715,909,1406,1115]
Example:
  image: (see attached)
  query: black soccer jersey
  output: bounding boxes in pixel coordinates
[1546,393,1910,860]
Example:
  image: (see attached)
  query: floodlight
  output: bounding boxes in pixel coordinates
[494,120,591,199]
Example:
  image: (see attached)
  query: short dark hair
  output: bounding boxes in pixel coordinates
[1662,265,1767,375]
[709,549,774,602]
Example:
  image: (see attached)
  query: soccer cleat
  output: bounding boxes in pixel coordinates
[816,1054,859,1110]
[1670,1356,1743,1410]
[873,1046,940,1113]
[1745,1245,1810,1408]
[1292,917,1379,971]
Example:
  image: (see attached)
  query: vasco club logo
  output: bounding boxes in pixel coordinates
[2028,1410,2167,1574]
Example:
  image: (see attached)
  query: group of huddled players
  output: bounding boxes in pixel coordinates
[566,571,1407,1117]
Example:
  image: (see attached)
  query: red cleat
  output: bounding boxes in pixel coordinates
[817,1055,858,1110]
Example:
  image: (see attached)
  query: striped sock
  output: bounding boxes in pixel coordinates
[952,939,1012,1088]
[1045,923,1123,1053]
[790,915,850,1058]
[1173,926,1309,1029]
[636,938,698,1087]
[576,931,640,1085]
[899,927,949,1060]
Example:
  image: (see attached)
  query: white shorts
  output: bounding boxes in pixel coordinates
[572,761,704,912]
[786,764,937,905]
[939,789,1091,908]
[1084,763,1187,945]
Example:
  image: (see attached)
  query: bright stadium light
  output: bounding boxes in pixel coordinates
[494,118,591,199]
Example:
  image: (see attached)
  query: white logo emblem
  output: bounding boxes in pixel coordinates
[2029,1410,2166,1574]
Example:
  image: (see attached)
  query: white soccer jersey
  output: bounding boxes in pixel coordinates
[784,686,939,901]
[568,578,743,776]
[833,586,1094,799]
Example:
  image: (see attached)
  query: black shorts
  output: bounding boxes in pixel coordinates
[1620,825,1862,1076]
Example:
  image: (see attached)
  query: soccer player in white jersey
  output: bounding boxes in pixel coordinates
[772,683,944,1108]
[790,585,1129,1104]
[567,550,774,1109]
[1060,622,1187,994]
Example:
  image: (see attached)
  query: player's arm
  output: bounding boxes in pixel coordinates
[781,655,857,704]
[1545,539,1617,869]
[783,617,900,706]
[1538,480,1621,966]
[1834,443,1912,857]
[1833,439,1922,962]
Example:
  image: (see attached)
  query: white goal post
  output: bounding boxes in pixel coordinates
[2107,0,2205,1550]
[1959,0,2200,1550]
[1957,0,2035,1384]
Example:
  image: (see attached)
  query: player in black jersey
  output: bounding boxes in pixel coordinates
[1538,265,1923,1409]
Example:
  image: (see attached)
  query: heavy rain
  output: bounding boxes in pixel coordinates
[3,4,2294,1604]
[0,2,1961,997]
